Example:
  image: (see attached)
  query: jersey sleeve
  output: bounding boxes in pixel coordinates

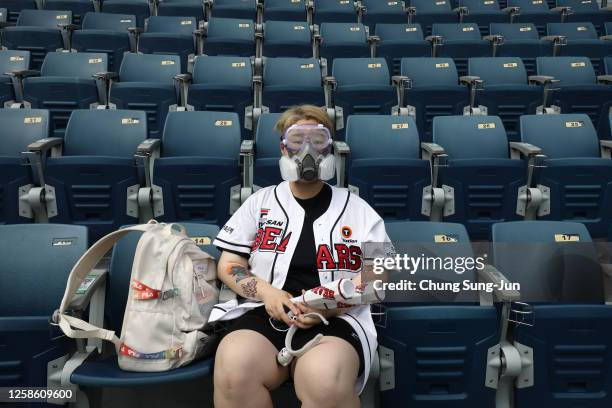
[213,194,258,255]
[362,210,395,262]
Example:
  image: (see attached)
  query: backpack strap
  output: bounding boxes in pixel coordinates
[56,221,167,348]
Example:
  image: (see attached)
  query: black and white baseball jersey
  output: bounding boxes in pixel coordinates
[212,181,391,393]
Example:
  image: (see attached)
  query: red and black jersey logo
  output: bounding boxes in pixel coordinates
[252,226,291,253]
[316,244,362,271]
[341,226,352,239]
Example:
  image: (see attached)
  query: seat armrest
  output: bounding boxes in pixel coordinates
[323,75,337,89]
[509,141,542,159]
[597,75,612,84]
[453,6,469,15]
[550,5,572,13]
[333,140,350,155]
[528,75,556,85]
[477,264,521,302]
[4,69,40,79]
[600,35,612,41]
[421,142,445,156]
[240,139,254,155]
[483,34,504,44]
[542,35,567,45]
[136,138,161,156]
[127,26,143,35]
[174,73,192,83]
[92,71,118,81]
[27,137,63,154]
[391,75,411,88]
[502,6,520,13]
[601,140,612,158]
[57,23,79,31]
[368,35,380,44]
[425,35,444,44]
[460,75,483,86]
[68,268,108,311]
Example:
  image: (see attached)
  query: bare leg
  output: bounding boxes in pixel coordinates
[214,329,290,408]
[292,336,361,408]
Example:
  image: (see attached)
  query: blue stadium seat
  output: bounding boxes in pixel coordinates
[72,12,135,72]
[69,223,216,395]
[536,56,612,140]
[102,0,150,28]
[507,0,563,36]
[606,55,612,74]
[313,0,357,24]
[22,51,106,138]
[519,114,612,237]
[400,57,469,141]
[0,224,87,391]
[318,22,371,64]
[0,7,6,23]
[458,0,510,35]
[208,0,258,20]
[1,10,71,69]
[379,221,498,407]
[43,0,94,25]
[203,17,256,56]
[138,16,198,72]
[262,20,314,58]
[0,49,29,105]
[157,0,205,20]
[432,115,524,238]
[374,23,432,76]
[264,0,308,21]
[153,111,241,224]
[188,56,253,139]
[468,57,542,140]
[489,22,553,74]
[345,115,429,220]
[431,23,493,75]
[408,0,459,36]
[0,108,49,224]
[43,109,148,242]
[361,0,408,31]
[559,0,612,35]
[492,220,612,408]
[0,0,36,23]
[606,20,612,35]
[110,53,182,139]
[331,58,399,136]
[253,112,283,188]
[547,22,612,74]
[262,57,325,112]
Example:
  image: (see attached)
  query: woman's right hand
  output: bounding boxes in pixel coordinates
[260,286,301,326]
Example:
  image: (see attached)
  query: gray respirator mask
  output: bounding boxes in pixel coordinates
[279,124,335,182]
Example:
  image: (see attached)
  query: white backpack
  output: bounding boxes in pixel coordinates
[56,221,219,372]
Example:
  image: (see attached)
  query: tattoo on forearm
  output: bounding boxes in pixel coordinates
[229,264,253,283]
[241,279,258,299]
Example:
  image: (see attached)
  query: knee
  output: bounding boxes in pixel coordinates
[294,360,353,407]
[214,343,260,396]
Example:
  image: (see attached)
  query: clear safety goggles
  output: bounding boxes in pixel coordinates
[282,124,332,154]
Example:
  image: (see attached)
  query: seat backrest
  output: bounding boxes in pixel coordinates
[459,0,501,11]
[0,224,88,316]
[400,57,459,86]
[146,15,197,34]
[207,17,255,39]
[119,53,181,82]
[320,22,367,44]
[433,115,509,159]
[547,22,598,39]
[161,111,241,157]
[263,57,322,87]
[264,20,311,43]
[362,0,405,13]
[520,114,599,158]
[314,0,356,13]
[468,57,528,85]
[386,220,470,243]
[332,58,390,86]
[81,12,136,31]
[606,21,612,36]
[40,52,107,78]
[108,222,219,331]
[410,0,452,12]
[536,56,596,86]
[556,0,599,11]
[255,112,282,159]
[192,55,252,85]
[0,50,30,76]
[0,108,49,156]
[63,109,147,156]
[492,220,602,302]
[489,22,539,40]
[17,9,71,27]
[345,115,420,160]
[507,0,551,12]
[376,23,425,41]
[432,23,482,40]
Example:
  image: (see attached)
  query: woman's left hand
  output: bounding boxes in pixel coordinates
[293,301,343,329]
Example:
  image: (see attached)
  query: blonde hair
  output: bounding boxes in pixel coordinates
[274,105,334,138]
